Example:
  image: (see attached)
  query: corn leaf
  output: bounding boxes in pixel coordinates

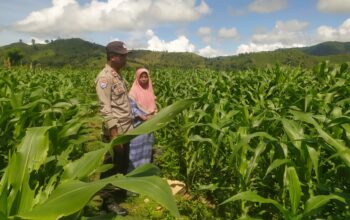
[306,146,319,182]
[220,191,285,214]
[7,127,51,213]
[287,167,301,215]
[18,166,179,219]
[291,110,350,167]
[304,195,345,215]
[264,159,291,178]
[111,98,197,146]
[61,147,108,181]
[282,118,304,150]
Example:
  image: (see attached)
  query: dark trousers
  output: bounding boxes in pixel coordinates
[99,143,130,203]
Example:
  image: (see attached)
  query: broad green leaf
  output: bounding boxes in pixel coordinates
[17,175,35,214]
[341,124,350,140]
[61,147,108,180]
[52,101,73,108]
[247,132,277,141]
[0,181,8,217]
[287,167,301,215]
[233,130,276,156]
[264,159,291,178]
[38,173,61,206]
[189,135,219,167]
[188,135,218,147]
[330,106,342,119]
[18,173,179,219]
[0,162,9,197]
[104,176,179,217]
[304,195,345,215]
[126,163,160,177]
[304,94,312,112]
[282,118,304,150]
[291,110,350,167]
[8,127,51,187]
[111,98,196,146]
[290,111,315,125]
[220,191,285,214]
[18,98,51,110]
[93,164,114,174]
[7,127,51,213]
[58,121,84,138]
[18,180,106,220]
[128,98,196,136]
[197,183,219,191]
[0,97,9,102]
[245,141,266,184]
[306,146,319,182]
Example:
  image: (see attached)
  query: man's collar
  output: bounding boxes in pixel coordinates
[105,64,119,77]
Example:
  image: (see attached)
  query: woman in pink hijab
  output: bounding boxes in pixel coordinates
[128,67,157,171]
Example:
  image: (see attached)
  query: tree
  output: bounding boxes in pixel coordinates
[6,48,24,65]
[32,38,38,50]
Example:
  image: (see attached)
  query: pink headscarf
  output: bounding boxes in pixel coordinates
[129,68,157,114]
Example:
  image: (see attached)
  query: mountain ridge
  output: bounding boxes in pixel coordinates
[1,38,349,70]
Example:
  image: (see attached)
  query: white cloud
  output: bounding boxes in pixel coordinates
[317,0,350,13]
[124,32,148,49]
[198,45,224,57]
[317,18,350,41]
[25,37,50,45]
[195,0,211,14]
[236,42,304,54]
[236,19,308,54]
[252,20,308,44]
[126,29,228,57]
[146,30,195,52]
[249,0,288,13]
[228,7,247,16]
[218,27,239,39]
[197,26,212,44]
[13,0,210,36]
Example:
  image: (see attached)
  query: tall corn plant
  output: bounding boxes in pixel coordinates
[0,98,195,219]
[151,63,350,219]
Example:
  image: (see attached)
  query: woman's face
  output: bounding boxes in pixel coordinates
[139,72,149,87]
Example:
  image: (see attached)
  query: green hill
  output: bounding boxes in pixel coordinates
[0,38,105,68]
[127,50,205,69]
[300,41,350,56]
[1,38,350,70]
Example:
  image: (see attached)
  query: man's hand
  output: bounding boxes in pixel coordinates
[110,127,118,138]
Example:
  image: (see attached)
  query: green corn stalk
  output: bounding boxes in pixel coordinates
[0,98,195,219]
[290,110,350,167]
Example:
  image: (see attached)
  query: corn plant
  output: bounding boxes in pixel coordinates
[151,62,350,219]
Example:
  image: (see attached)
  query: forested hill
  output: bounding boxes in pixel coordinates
[300,41,350,56]
[0,38,349,70]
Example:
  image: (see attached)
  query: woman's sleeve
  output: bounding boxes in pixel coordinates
[130,98,144,117]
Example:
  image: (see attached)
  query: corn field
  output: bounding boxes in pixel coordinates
[1,61,350,219]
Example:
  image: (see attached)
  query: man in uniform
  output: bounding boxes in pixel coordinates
[95,41,133,216]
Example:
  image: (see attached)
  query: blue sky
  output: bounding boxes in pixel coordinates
[0,0,349,57]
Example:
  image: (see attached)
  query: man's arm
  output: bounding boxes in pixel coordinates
[96,76,118,135]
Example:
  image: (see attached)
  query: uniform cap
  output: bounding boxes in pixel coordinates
[106,41,130,54]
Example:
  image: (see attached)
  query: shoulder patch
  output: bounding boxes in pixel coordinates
[98,77,108,89]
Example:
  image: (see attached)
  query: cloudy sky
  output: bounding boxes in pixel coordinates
[0,0,350,57]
